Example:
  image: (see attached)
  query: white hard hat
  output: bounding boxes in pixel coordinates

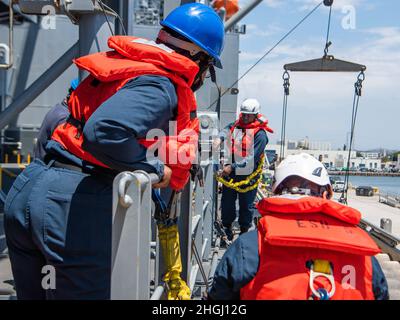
[272,153,331,193]
[240,98,260,115]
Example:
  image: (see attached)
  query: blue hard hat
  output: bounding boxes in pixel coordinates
[160,3,225,68]
[70,78,79,90]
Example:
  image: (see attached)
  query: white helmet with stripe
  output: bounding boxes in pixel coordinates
[240,98,260,115]
[272,153,332,197]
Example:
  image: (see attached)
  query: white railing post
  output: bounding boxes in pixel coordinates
[111,171,158,300]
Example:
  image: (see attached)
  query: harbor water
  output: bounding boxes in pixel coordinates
[332,175,400,195]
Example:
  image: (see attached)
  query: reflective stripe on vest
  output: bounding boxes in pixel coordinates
[51,36,200,190]
[229,113,273,158]
[240,196,380,300]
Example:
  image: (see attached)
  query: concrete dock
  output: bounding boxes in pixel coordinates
[337,190,400,238]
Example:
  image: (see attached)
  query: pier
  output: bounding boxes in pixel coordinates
[329,171,400,177]
[341,190,400,239]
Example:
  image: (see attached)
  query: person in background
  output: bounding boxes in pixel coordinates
[211,0,239,21]
[213,98,273,244]
[33,79,78,160]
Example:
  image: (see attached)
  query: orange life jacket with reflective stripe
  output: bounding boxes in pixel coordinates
[240,196,380,300]
[229,114,273,158]
[51,36,200,190]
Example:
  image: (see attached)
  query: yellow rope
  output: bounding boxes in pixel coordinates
[215,155,265,193]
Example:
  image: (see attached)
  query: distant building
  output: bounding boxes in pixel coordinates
[359,151,380,159]
[266,144,356,169]
[350,158,381,171]
[382,161,397,171]
[266,144,381,170]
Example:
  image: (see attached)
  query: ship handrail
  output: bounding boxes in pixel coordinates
[110,127,217,300]
[359,219,400,246]
[111,171,157,300]
[359,219,400,261]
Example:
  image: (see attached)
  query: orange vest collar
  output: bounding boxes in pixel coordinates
[74,36,199,87]
[257,195,361,225]
[234,113,274,133]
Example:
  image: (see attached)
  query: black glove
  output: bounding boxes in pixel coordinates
[190,164,204,187]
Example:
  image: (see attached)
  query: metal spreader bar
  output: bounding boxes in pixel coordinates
[284,55,366,73]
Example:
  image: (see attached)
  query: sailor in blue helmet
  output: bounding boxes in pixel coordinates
[5,3,224,300]
[33,78,79,160]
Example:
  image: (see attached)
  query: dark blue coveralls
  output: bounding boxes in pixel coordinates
[208,230,389,300]
[4,75,176,299]
[219,124,268,237]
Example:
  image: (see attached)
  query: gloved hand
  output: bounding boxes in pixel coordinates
[190,164,204,187]
[166,275,191,300]
[221,164,233,177]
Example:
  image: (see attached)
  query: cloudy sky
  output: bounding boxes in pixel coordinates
[236,0,399,150]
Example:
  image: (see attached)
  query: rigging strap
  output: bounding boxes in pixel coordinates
[280,70,290,161]
[340,71,365,204]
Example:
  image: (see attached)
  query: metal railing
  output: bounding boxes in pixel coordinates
[0,0,14,70]
[379,192,400,209]
[359,219,400,262]
[111,170,158,300]
[111,112,219,300]
[111,161,215,299]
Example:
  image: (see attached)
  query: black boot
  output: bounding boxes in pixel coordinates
[224,225,233,241]
[220,224,233,248]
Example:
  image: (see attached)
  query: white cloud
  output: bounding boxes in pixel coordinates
[264,0,285,8]
[364,27,400,48]
[245,23,284,38]
[240,0,284,8]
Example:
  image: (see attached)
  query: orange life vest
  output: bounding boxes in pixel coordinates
[213,0,239,20]
[51,36,200,190]
[240,196,381,300]
[229,114,273,158]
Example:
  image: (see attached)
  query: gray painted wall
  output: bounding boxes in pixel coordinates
[0,16,78,129]
[0,0,239,155]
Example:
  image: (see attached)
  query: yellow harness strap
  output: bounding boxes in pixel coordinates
[158,224,191,300]
[313,259,332,274]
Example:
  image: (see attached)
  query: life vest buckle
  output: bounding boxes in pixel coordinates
[309,259,336,300]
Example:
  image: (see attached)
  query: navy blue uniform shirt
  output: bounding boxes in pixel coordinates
[46,75,177,179]
[219,122,268,177]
